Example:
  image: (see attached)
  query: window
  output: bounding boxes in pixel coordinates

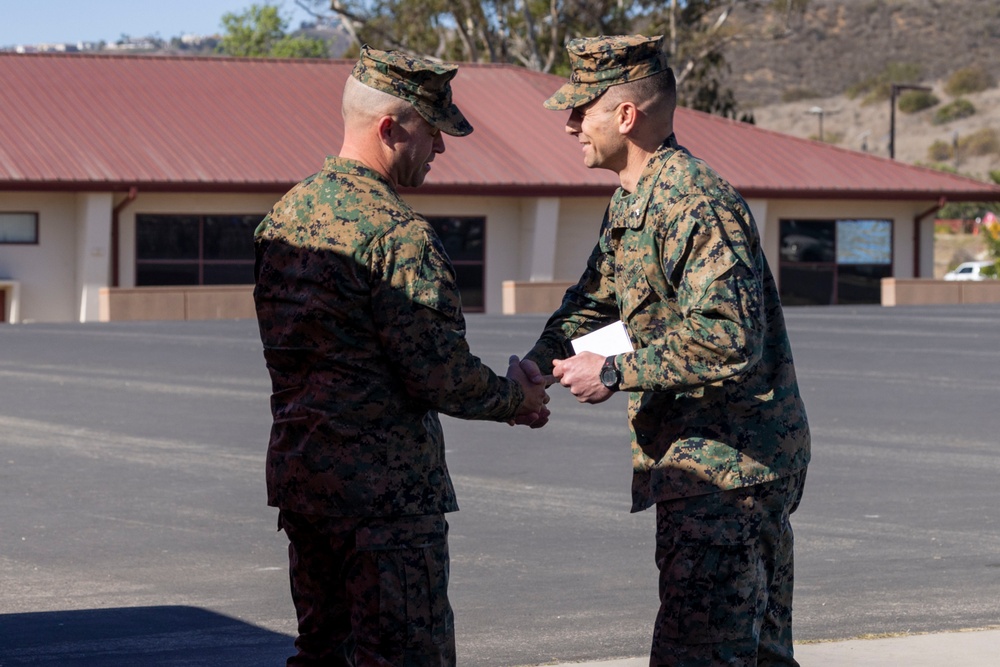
[0,213,39,244]
[779,219,892,305]
[427,216,485,312]
[135,214,259,286]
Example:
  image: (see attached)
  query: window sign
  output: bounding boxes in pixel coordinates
[837,219,892,265]
[0,213,39,244]
[779,218,893,306]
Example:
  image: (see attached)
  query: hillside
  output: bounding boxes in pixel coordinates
[718,0,1000,182]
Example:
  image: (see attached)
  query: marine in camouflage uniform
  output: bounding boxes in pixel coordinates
[255,46,544,667]
[525,35,811,666]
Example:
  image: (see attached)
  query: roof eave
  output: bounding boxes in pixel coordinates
[0,180,297,194]
[3,181,997,203]
[740,187,1000,202]
[403,183,618,197]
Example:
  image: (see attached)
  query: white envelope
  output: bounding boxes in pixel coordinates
[570,320,634,357]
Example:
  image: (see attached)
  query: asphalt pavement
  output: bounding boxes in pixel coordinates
[1,304,998,665]
[552,626,1000,665]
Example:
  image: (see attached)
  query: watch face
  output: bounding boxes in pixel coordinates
[601,366,618,388]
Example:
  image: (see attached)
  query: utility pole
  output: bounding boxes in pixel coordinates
[889,83,932,159]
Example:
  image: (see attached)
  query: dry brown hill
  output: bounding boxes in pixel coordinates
[718,0,1000,182]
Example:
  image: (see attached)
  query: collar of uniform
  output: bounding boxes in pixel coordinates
[609,134,680,230]
[323,155,395,190]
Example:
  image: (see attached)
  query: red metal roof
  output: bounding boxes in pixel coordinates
[1,52,998,201]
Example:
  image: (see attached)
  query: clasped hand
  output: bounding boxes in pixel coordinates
[552,351,613,404]
[506,355,552,428]
[505,350,613,428]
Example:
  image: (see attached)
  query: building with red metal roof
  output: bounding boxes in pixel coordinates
[1,53,998,322]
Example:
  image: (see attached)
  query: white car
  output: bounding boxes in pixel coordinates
[943,260,995,281]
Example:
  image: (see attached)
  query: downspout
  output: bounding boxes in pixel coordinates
[111,187,138,287]
[913,197,946,278]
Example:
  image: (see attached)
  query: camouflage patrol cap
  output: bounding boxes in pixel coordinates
[543,35,668,111]
[351,45,473,137]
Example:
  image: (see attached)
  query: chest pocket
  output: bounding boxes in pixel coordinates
[615,233,682,350]
[619,260,654,321]
[618,259,665,354]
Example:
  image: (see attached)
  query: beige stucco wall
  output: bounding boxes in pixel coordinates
[0,187,945,323]
[553,197,607,281]
[0,192,80,322]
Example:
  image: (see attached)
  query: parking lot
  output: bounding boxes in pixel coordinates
[1,304,998,666]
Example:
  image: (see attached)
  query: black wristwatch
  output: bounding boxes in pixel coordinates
[600,355,621,391]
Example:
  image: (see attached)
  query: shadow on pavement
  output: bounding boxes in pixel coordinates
[0,605,292,666]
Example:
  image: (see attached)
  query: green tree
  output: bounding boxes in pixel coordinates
[980,214,1000,278]
[317,0,630,73]
[218,4,329,58]
[297,0,807,118]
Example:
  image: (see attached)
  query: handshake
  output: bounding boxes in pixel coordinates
[505,351,620,429]
[506,355,552,429]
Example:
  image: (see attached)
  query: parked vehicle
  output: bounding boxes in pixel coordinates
[943,260,995,281]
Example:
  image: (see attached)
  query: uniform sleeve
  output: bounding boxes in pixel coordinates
[524,213,621,374]
[617,196,764,393]
[369,221,525,421]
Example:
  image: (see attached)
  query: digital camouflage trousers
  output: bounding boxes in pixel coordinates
[651,469,807,667]
[278,510,455,667]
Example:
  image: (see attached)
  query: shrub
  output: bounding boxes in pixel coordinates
[808,131,843,145]
[824,131,843,145]
[898,89,939,113]
[957,128,1000,157]
[944,66,996,96]
[927,140,953,162]
[781,87,821,102]
[933,98,976,125]
[847,62,923,103]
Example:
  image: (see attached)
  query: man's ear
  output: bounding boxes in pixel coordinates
[617,102,639,135]
[376,115,396,146]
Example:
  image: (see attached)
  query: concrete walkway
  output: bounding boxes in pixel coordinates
[547,627,1000,666]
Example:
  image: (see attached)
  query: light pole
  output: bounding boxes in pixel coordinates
[889,83,932,159]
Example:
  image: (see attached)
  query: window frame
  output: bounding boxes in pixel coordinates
[426,215,487,313]
[0,212,39,245]
[134,213,260,286]
[778,218,894,305]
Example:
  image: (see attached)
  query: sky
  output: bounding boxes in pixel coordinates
[0,1,316,48]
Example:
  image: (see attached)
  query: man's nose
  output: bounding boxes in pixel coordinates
[565,109,582,134]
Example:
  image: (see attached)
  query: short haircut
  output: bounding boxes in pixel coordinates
[341,75,419,127]
[602,68,676,115]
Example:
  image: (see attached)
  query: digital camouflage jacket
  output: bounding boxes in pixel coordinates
[254,157,525,517]
[526,136,811,512]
